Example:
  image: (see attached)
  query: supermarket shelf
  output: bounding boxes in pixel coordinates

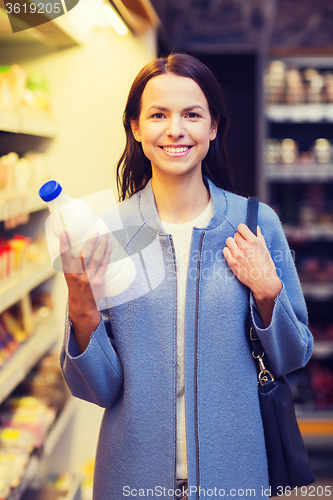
[63,473,82,500]
[0,313,60,404]
[8,455,40,500]
[301,283,333,300]
[10,403,79,500]
[296,410,333,420]
[266,103,333,122]
[283,224,333,241]
[313,341,333,359]
[0,191,46,223]
[0,109,56,138]
[302,434,333,448]
[0,109,19,133]
[296,411,333,447]
[266,163,333,182]
[21,473,82,500]
[24,194,46,214]
[43,396,77,458]
[0,260,56,314]
[265,58,333,451]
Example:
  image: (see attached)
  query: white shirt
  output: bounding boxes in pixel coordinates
[161,199,213,479]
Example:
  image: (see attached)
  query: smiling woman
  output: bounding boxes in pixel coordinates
[129,73,219,222]
[60,53,314,500]
[116,53,233,203]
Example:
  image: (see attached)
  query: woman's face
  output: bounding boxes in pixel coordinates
[131,73,218,181]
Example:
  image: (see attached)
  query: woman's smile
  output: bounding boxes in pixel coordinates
[159,144,193,156]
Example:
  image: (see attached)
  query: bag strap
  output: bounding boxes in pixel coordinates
[246,196,259,236]
[246,197,275,386]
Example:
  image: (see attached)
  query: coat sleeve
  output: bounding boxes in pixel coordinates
[249,203,314,378]
[60,307,124,408]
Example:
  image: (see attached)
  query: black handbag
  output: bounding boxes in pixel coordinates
[246,196,315,498]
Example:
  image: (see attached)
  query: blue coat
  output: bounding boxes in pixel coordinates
[60,178,313,500]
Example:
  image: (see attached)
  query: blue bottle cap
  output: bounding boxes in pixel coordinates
[39,180,62,202]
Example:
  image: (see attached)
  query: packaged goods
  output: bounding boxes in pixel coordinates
[0,317,20,354]
[0,235,47,283]
[24,72,50,112]
[263,137,332,164]
[21,353,70,411]
[0,448,30,488]
[265,61,333,105]
[0,396,56,448]
[0,152,18,191]
[0,469,11,498]
[0,65,51,112]
[0,427,34,453]
[0,65,27,110]
[0,152,50,194]
[0,309,27,343]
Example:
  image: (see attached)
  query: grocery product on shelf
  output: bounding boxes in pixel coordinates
[0,351,73,498]
[0,315,21,364]
[25,73,51,113]
[307,361,333,410]
[265,61,333,105]
[0,65,27,111]
[298,258,333,283]
[0,427,35,454]
[0,288,55,369]
[269,183,333,228]
[0,448,30,493]
[0,235,49,283]
[21,352,70,412]
[21,473,82,500]
[310,323,333,341]
[0,65,51,114]
[0,396,56,448]
[0,316,20,362]
[314,138,332,163]
[0,152,51,194]
[0,308,28,344]
[0,151,51,229]
[81,460,94,500]
[263,137,333,164]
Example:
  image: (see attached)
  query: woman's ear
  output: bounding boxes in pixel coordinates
[210,115,220,141]
[130,120,142,143]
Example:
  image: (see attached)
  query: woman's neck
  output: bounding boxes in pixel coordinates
[151,171,210,224]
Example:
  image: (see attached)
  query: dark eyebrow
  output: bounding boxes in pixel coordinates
[147,105,205,112]
[183,105,205,112]
[147,106,169,112]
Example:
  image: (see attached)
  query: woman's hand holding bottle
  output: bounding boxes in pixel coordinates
[60,230,113,353]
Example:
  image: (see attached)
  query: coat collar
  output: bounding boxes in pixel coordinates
[138,177,228,234]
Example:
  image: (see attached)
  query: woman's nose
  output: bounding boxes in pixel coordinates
[166,117,185,138]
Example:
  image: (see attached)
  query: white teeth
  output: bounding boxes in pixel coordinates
[162,146,190,153]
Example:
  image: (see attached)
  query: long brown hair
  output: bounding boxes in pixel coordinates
[116,53,234,201]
